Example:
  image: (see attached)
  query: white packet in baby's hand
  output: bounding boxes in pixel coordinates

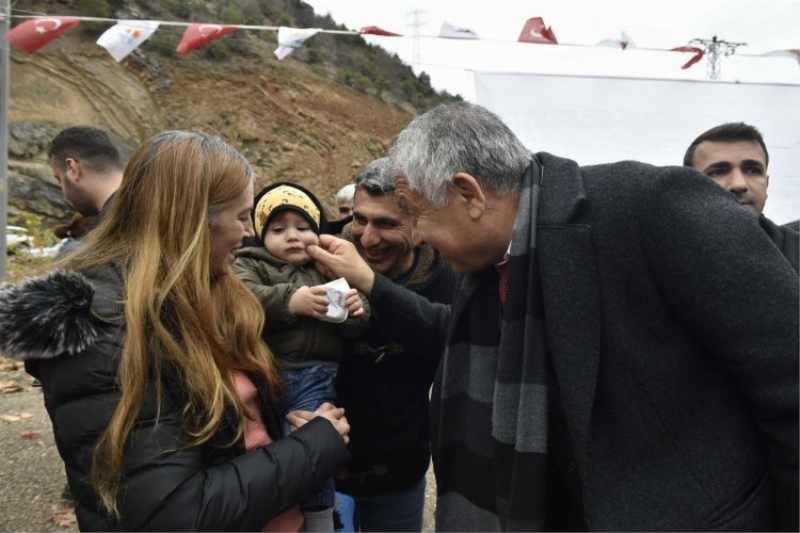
[320,277,351,323]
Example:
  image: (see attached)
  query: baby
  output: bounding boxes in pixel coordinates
[233,181,368,532]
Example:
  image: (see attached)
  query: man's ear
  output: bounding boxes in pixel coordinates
[451,173,486,220]
[64,158,82,182]
[410,220,423,247]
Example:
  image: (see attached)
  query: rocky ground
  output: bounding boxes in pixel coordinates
[0,357,435,532]
[8,35,414,230]
[0,358,77,532]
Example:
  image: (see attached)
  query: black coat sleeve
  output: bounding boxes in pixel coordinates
[118,415,349,531]
[369,273,451,349]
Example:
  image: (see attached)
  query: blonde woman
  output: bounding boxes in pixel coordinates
[0,130,350,531]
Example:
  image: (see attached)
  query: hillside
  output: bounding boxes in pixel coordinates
[6,0,460,227]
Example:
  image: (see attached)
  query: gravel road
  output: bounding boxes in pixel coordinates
[0,359,77,532]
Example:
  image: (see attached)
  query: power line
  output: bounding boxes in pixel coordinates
[407,9,424,73]
[690,36,746,80]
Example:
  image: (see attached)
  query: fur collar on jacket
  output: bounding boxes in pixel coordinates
[0,270,104,361]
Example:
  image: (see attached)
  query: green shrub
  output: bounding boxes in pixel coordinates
[77,0,113,35]
[203,39,231,61]
[144,31,176,57]
[220,2,246,25]
[337,70,372,94]
[309,63,329,78]
[305,48,324,64]
[77,0,112,17]
[162,0,191,18]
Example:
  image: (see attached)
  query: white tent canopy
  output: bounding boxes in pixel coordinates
[474,71,800,223]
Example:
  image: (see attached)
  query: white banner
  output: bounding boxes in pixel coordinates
[96,20,160,62]
[274,27,320,60]
[439,21,479,39]
[475,72,800,224]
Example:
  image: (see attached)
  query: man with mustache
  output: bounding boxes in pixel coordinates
[332,157,459,532]
[685,122,798,272]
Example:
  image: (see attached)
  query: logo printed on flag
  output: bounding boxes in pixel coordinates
[176,23,236,54]
[4,17,81,54]
[96,20,160,62]
[518,17,558,44]
[35,19,64,33]
[274,27,321,60]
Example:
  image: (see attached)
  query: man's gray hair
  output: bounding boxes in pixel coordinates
[335,183,356,204]
[387,101,532,207]
[355,157,396,197]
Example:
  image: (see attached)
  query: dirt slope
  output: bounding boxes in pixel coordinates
[8,31,413,222]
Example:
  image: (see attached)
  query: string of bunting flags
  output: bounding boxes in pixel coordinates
[3,12,799,69]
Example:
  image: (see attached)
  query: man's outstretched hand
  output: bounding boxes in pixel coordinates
[307,235,376,295]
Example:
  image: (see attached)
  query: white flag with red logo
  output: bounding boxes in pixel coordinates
[274,27,321,60]
[5,17,81,54]
[596,31,634,50]
[762,49,800,65]
[97,20,160,62]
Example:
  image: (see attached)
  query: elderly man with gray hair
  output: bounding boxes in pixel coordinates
[310,102,798,532]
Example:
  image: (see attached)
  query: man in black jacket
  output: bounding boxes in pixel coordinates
[685,122,799,272]
[333,158,459,532]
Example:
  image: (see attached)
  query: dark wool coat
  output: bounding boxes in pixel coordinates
[759,215,799,273]
[335,225,461,498]
[371,154,799,531]
[0,263,350,531]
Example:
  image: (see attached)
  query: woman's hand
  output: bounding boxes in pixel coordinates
[286,402,350,444]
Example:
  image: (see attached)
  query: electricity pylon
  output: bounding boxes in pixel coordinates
[690,36,746,80]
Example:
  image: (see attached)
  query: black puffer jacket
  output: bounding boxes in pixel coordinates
[0,264,350,531]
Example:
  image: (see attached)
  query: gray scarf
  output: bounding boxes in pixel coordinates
[432,158,547,531]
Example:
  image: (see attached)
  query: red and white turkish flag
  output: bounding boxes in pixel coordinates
[518,17,558,45]
[176,23,236,54]
[5,17,81,54]
[359,26,402,37]
[670,46,705,69]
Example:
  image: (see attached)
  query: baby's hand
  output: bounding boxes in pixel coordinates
[288,286,329,318]
[343,288,364,317]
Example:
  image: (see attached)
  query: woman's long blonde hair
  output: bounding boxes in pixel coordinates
[61,131,281,517]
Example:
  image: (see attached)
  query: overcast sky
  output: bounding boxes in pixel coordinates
[304,0,800,99]
[301,1,799,222]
